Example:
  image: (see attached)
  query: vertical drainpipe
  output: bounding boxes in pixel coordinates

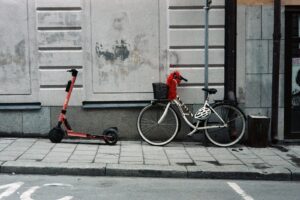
[271,0,281,143]
[204,0,212,99]
[224,0,237,101]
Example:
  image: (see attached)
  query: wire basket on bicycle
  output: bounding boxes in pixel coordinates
[152,83,169,100]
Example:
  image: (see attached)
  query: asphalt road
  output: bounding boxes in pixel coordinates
[0,174,299,200]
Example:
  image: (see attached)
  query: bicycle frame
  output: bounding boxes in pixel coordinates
[157,95,227,136]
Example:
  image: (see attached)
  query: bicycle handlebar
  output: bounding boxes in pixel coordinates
[173,73,188,82]
[181,76,188,82]
[170,65,188,82]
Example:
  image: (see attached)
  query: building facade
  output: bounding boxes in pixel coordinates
[0,0,298,141]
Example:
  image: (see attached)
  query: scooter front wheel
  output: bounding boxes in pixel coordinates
[49,127,65,143]
[103,129,118,145]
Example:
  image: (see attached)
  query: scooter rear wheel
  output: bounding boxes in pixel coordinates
[104,130,118,145]
[49,127,65,143]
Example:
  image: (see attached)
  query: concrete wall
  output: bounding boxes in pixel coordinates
[236,4,285,140]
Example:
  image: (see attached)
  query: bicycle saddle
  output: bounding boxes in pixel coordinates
[202,88,217,94]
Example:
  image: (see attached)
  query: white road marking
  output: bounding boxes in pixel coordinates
[0,182,24,200]
[0,182,74,200]
[227,182,254,200]
[20,186,40,200]
[44,183,73,187]
[57,196,73,200]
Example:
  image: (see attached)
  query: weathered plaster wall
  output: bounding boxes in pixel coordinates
[0,0,226,138]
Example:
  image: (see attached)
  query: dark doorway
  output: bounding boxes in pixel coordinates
[285,6,300,139]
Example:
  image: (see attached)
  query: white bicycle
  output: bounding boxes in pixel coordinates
[137,72,246,147]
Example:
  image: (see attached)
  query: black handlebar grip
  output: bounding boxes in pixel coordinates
[181,76,188,82]
[65,80,72,92]
[67,69,78,77]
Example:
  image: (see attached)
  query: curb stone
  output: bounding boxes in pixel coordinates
[106,164,187,178]
[0,161,296,181]
[187,165,291,181]
[1,161,106,176]
[260,167,292,181]
[289,167,300,181]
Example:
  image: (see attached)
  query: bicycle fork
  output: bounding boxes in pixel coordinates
[157,102,171,124]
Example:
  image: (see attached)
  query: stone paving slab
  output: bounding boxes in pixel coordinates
[0,138,299,181]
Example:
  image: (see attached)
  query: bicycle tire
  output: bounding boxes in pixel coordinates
[137,102,179,146]
[204,103,246,147]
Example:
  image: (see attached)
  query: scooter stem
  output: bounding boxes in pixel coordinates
[63,69,78,110]
[58,69,78,123]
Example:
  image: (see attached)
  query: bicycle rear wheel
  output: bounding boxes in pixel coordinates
[204,103,246,147]
[137,102,179,146]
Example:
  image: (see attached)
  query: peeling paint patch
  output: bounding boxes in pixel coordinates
[169,51,179,65]
[112,12,128,32]
[95,40,129,62]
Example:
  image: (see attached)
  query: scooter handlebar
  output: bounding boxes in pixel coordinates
[67,69,78,77]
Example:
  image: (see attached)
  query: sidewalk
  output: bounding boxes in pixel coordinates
[0,138,299,181]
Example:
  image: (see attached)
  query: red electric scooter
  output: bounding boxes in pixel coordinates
[48,69,119,145]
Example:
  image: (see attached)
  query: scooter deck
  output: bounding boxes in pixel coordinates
[67,130,113,140]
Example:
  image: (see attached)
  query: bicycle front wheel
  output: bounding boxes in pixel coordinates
[137,102,179,146]
[204,103,246,147]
